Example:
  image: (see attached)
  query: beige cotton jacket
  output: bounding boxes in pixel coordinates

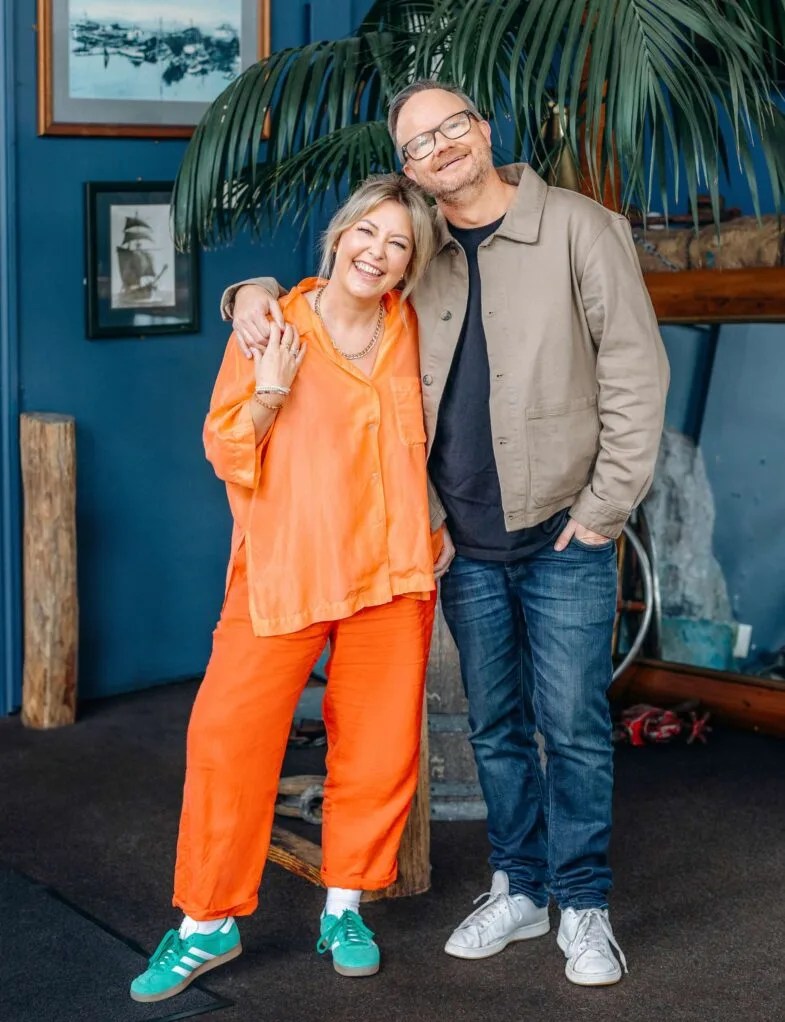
[221,163,669,539]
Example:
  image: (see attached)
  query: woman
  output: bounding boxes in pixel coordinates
[130,175,444,1003]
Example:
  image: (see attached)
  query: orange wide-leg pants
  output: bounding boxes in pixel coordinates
[173,547,435,920]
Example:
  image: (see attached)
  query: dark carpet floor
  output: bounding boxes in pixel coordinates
[1,869,227,1022]
[2,680,785,1022]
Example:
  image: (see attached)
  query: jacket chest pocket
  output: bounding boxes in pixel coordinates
[526,395,600,506]
[390,377,427,445]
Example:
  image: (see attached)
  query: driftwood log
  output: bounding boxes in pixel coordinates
[269,691,432,899]
[19,413,78,728]
[365,691,431,900]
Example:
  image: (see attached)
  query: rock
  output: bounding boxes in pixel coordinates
[644,427,732,622]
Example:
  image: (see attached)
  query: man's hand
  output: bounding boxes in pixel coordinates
[233,284,285,359]
[434,525,456,580]
[554,518,613,552]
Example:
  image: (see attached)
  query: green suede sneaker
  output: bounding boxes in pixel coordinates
[130,920,242,1002]
[317,911,380,977]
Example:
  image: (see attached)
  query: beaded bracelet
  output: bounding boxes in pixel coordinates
[252,392,285,412]
[255,384,291,396]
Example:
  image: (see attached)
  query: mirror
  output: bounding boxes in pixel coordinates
[621,321,785,682]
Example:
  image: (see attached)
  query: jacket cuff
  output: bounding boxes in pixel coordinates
[569,487,630,539]
[219,278,281,321]
[427,477,447,532]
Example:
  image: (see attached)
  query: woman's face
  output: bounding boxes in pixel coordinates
[331,199,415,300]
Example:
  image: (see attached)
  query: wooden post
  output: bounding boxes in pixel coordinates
[19,413,78,728]
[364,690,431,900]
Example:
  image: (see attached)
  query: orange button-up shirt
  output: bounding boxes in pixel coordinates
[204,278,437,637]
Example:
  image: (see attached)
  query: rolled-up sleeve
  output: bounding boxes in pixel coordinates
[427,473,447,531]
[203,334,272,489]
[220,276,286,321]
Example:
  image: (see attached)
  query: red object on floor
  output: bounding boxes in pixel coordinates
[614,703,711,746]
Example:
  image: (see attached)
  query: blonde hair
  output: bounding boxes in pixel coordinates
[318,174,435,304]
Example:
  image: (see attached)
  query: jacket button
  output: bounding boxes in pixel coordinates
[441,310,452,321]
[423,374,433,386]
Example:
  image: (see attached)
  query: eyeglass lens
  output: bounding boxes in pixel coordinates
[406,111,472,160]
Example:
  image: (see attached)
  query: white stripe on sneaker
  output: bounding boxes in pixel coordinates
[172,965,192,978]
[188,947,215,961]
[180,956,201,969]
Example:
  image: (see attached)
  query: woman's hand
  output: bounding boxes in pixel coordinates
[434,525,456,580]
[233,285,285,358]
[253,322,306,394]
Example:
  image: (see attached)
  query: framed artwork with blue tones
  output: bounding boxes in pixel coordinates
[37,0,270,138]
[85,181,199,338]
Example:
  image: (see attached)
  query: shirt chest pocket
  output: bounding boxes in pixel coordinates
[390,377,427,446]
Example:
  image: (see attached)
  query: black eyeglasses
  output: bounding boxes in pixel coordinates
[401,109,477,162]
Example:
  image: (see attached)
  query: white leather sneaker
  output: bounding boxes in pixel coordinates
[557,907,628,986]
[444,871,550,960]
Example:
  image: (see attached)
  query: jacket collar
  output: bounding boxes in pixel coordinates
[434,163,548,252]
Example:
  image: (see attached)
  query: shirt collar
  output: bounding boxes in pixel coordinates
[434,163,548,253]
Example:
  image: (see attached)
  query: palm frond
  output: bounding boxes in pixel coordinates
[173,0,785,249]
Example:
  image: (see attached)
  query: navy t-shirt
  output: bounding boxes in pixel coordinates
[427,217,568,562]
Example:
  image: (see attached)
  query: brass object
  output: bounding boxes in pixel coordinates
[540,103,581,192]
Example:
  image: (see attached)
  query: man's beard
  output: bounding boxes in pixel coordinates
[426,145,495,202]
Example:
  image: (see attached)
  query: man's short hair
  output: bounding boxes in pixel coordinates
[387,79,483,157]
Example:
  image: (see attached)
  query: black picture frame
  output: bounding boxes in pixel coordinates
[84,180,199,340]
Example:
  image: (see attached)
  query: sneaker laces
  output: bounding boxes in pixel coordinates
[567,910,628,974]
[459,888,519,932]
[316,910,375,954]
[147,929,186,971]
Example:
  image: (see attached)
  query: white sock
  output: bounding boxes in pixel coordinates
[179,915,234,939]
[323,887,361,919]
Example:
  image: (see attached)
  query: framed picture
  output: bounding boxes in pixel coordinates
[38,1,271,138]
[632,205,785,323]
[85,181,199,339]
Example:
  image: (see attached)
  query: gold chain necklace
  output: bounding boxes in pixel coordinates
[314,286,385,361]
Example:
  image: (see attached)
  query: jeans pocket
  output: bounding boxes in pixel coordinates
[570,536,615,552]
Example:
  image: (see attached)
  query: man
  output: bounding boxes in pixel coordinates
[220,80,669,987]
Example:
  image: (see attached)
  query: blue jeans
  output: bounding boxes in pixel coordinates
[439,538,617,910]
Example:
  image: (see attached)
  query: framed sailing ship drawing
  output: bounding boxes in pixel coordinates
[85,181,199,339]
[38,0,271,137]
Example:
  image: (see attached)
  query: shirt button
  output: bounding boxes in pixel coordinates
[441,310,452,321]
[422,374,433,386]
[367,421,377,430]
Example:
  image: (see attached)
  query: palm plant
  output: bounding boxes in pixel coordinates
[172,0,785,249]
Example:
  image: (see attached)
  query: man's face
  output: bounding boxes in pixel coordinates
[395,89,494,202]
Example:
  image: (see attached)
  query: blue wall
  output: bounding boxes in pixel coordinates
[2,0,783,710]
[2,0,372,709]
